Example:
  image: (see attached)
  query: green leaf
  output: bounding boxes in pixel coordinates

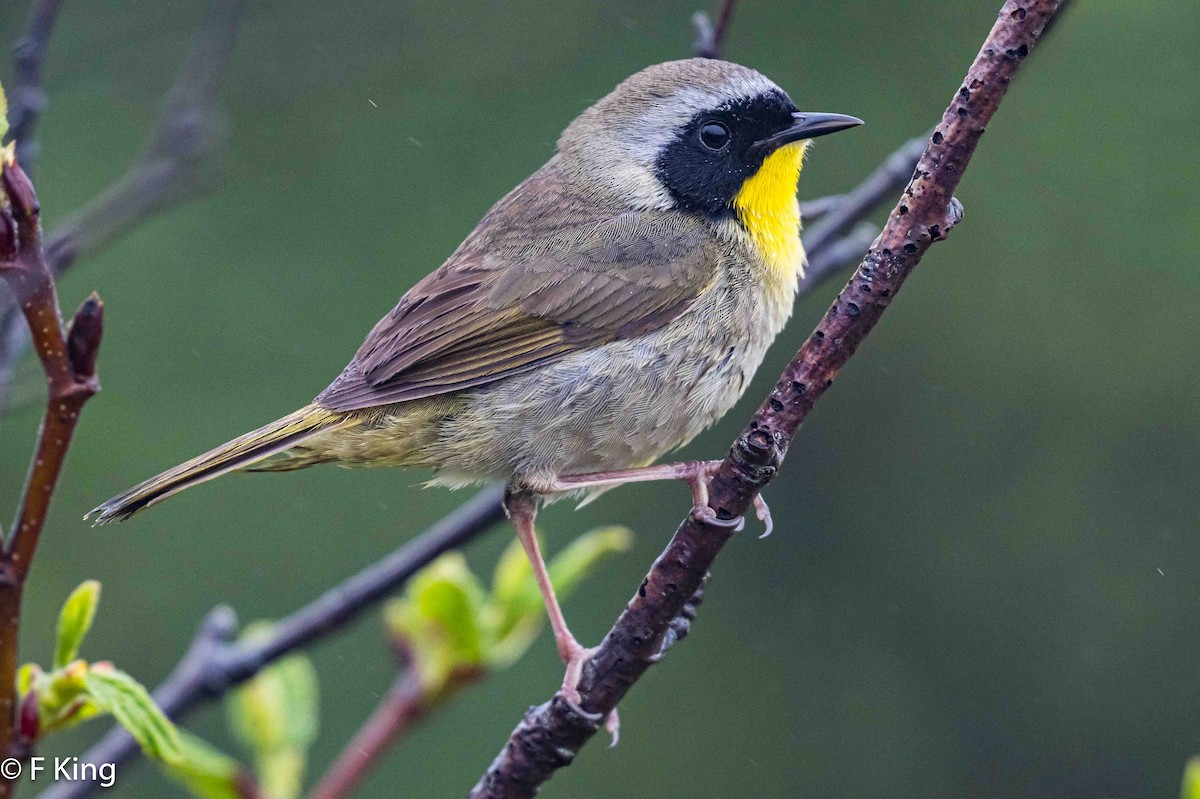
[1183,757,1200,799]
[0,79,8,142]
[386,553,489,694]
[259,750,307,799]
[54,580,101,669]
[413,554,487,666]
[42,696,102,736]
[388,527,630,694]
[17,663,41,696]
[227,651,319,754]
[161,731,246,799]
[36,660,99,736]
[547,526,633,594]
[83,665,182,763]
[491,535,534,611]
[386,602,441,691]
[227,624,319,799]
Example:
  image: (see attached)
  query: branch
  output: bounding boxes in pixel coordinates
[33,486,506,799]
[800,134,928,259]
[469,2,1062,796]
[796,193,846,222]
[41,0,245,276]
[800,134,926,291]
[305,672,431,799]
[692,0,738,59]
[0,0,245,414]
[0,156,104,796]
[5,0,63,174]
[305,663,484,799]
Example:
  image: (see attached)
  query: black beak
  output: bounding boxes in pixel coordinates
[751,112,864,156]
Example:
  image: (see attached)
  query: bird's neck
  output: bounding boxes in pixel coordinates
[732,141,807,292]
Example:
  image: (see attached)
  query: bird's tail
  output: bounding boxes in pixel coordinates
[89,404,356,525]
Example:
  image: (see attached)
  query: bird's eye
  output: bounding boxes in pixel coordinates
[699,121,731,151]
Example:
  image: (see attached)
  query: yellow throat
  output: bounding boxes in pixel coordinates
[733,140,807,289]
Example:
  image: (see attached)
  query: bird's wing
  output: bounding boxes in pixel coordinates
[316,212,716,411]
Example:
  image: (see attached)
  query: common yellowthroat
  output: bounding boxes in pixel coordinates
[92,59,861,712]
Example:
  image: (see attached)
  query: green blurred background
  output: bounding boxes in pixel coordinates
[2,0,1198,796]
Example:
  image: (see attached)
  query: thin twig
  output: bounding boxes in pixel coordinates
[801,134,928,258]
[5,0,63,174]
[0,156,104,798]
[692,0,738,59]
[0,0,244,415]
[41,0,245,276]
[0,0,64,416]
[305,672,430,799]
[305,665,482,799]
[796,193,845,221]
[468,3,1063,796]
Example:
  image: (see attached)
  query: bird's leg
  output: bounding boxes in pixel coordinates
[548,460,772,536]
[503,489,589,681]
[503,488,619,740]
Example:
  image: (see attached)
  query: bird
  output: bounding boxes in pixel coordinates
[91,58,861,723]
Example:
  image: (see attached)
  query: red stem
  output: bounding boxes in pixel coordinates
[306,666,483,799]
[0,157,104,797]
[305,674,426,799]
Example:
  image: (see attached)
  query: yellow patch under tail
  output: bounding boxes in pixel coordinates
[733,140,808,293]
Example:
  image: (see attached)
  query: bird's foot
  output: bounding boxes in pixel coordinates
[548,460,771,537]
[679,461,772,538]
[557,635,620,746]
[678,461,739,529]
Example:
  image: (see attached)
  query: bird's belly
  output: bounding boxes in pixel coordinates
[425,284,787,489]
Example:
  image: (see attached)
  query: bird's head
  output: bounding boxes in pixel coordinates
[559,58,862,217]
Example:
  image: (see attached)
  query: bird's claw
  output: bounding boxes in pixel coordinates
[691,502,742,529]
[754,494,774,539]
[559,642,620,746]
[687,467,773,539]
[685,462,742,529]
[605,707,621,747]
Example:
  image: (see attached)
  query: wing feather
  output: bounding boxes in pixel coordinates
[316,211,715,411]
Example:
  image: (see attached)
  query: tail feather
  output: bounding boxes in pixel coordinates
[89,404,355,524]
